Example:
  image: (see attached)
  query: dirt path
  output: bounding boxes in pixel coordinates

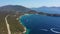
[5,15,11,34]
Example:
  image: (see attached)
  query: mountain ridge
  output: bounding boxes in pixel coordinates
[0,5,31,13]
[31,6,60,14]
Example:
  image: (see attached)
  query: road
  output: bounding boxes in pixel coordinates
[5,15,11,34]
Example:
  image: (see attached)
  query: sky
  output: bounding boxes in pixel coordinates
[0,0,60,8]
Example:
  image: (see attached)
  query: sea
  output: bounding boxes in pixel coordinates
[19,14,60,34]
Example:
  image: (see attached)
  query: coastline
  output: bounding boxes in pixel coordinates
[18,14,30,34]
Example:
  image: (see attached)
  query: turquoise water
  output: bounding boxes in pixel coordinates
[20,14,60,34]
[19,14,32,34]
[25,29,30,34]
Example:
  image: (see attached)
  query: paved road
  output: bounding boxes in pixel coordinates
[5,15,11,34]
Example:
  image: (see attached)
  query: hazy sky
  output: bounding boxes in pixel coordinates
[0,0,60,8]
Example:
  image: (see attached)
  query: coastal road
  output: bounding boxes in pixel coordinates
[5,15,11,34]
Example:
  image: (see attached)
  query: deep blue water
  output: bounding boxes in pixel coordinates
[20,14,60,34]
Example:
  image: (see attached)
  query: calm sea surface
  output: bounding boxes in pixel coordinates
[20,14,60,34]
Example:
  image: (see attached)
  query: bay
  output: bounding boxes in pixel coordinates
[20,14,60,34]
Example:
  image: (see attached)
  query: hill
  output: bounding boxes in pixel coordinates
[0,5,31,13]
[31,6,60,14]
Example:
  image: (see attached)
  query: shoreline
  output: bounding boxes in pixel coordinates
[18,14,30,34]
[19,14,27,34]
[22,27,26,34]
[18,18,27,34]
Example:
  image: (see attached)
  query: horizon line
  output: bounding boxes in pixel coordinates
[0,5,60,8]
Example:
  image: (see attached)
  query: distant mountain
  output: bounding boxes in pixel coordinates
[0,5,31,13]
[31,6,60,14]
